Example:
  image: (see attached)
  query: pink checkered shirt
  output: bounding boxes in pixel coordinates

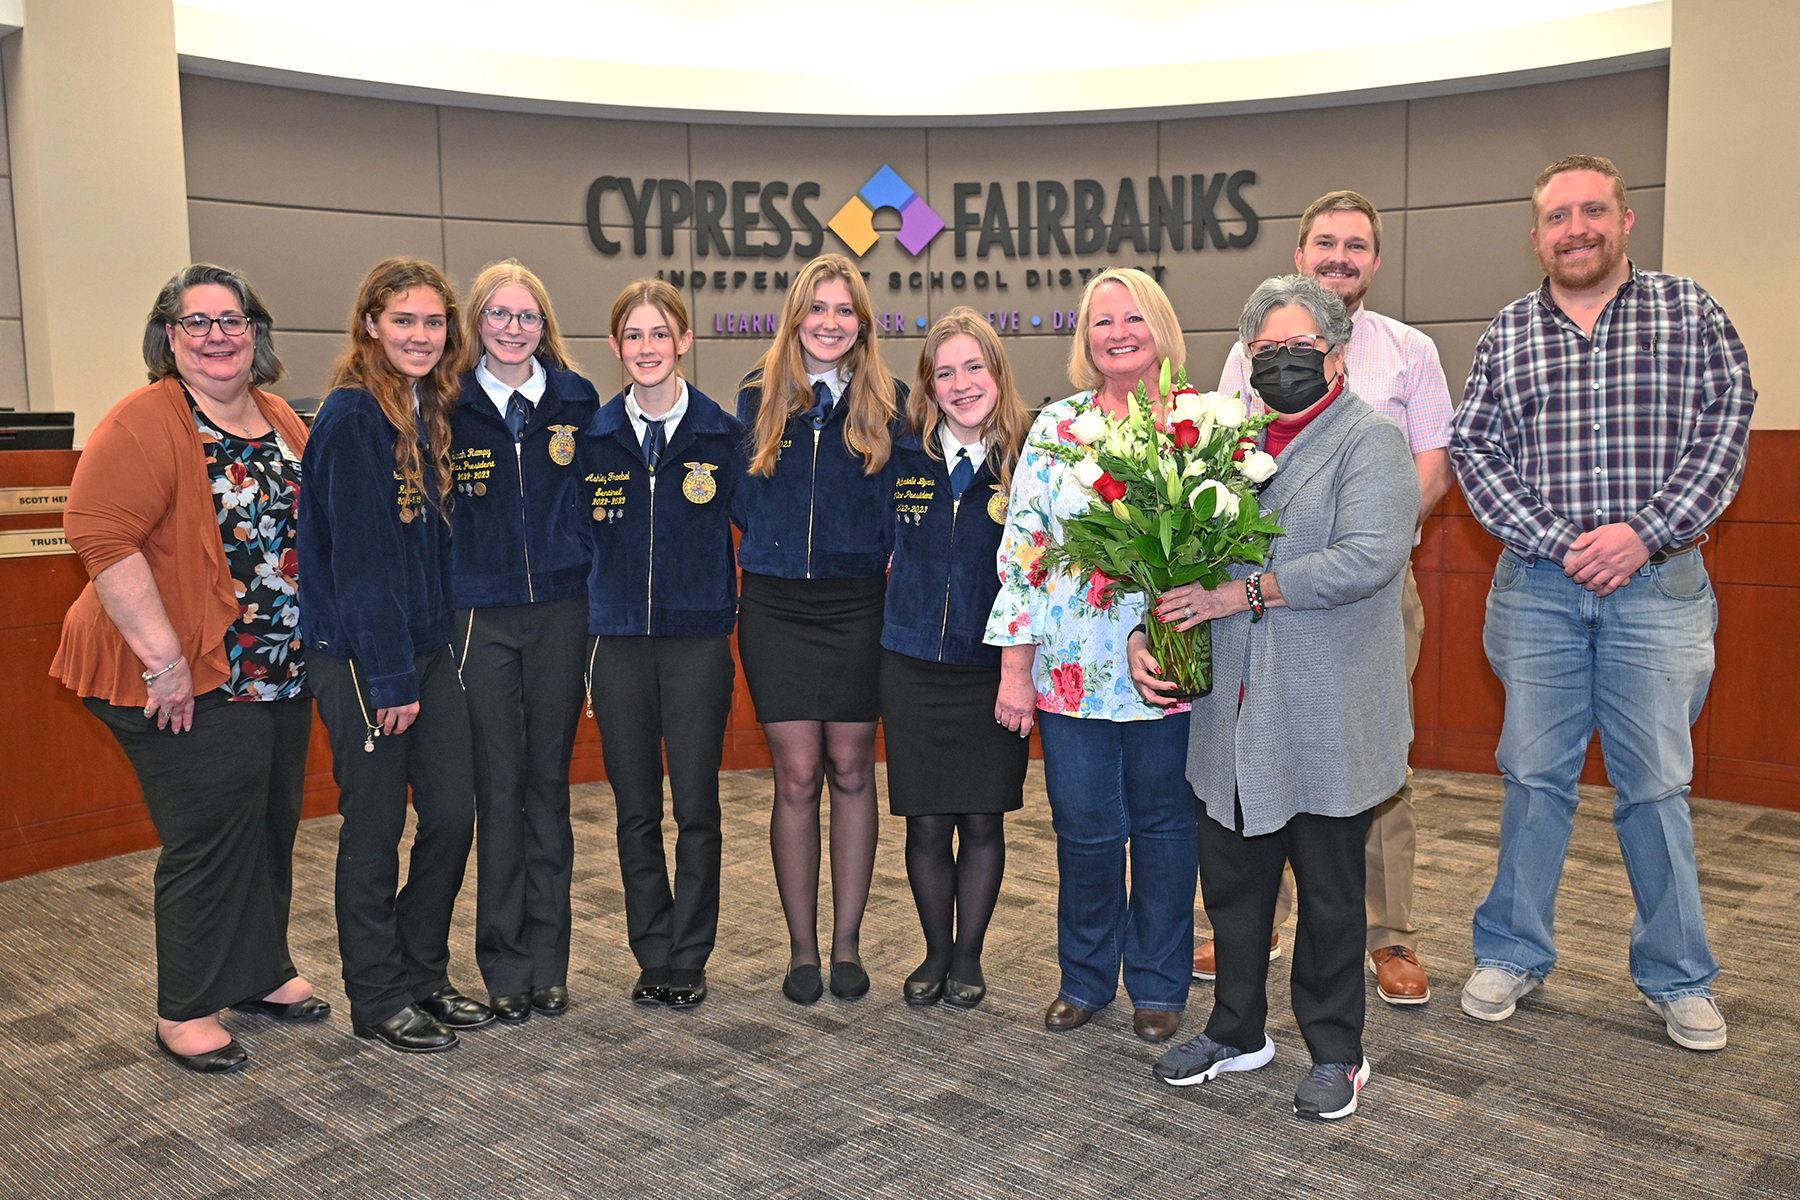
[1218,306,1453,455]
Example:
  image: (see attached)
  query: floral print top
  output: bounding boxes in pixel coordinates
[192,397,306,700]
[983,395,1184,723]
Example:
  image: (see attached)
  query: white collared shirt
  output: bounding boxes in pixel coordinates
[475,355,547,420]
[937,423,987,473]
[806,367,849,407]
[625,378,689,447]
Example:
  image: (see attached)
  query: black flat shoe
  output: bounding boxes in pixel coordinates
[238,994,332,1022]
[353,1004,457,1053]
[631,970,670,1006]
[418,985,495,1030]
[155,1030,248,1074]
[490,993,531,1023]
[829,961,870,1000]
[943,978,986,1008]
[903,977,944,1007]
[782,964,824,1005]
[663,969,707,1009]
[531,985,570,1016]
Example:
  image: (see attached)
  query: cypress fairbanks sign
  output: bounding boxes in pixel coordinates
[584,167,1262,302]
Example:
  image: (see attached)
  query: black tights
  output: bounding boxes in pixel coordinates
[904,813,1007,987]
[763,720,879,968]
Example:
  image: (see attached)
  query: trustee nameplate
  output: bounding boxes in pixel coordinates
[0,528,74,558]
[0,486,70,514]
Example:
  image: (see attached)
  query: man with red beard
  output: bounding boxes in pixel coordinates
[1208,191,1453,1007]
[1451,155,1755,1051]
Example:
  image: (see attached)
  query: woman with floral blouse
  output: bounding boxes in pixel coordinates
[986,267,1198,1046]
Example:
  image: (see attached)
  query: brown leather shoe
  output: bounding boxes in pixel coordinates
[1043,997,1093,1031]
[1192,932,1281,981]
[1133,1008,1181,1043]
[1370,945,1431,1006]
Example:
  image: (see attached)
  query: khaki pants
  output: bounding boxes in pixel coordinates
[1256,565,1425,952]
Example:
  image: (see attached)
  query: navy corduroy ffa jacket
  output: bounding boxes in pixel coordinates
[881,433,1008,668]
[448,363,600,608]
[734,371,907,579]
[298,387,453,708]
[580,385,745,638]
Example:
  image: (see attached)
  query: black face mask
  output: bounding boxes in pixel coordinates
[1251,346,1333,414]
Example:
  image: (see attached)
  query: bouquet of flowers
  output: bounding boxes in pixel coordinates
[1037,359,1284,697]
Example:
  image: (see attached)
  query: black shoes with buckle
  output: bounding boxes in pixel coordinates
[418,985,496,1029]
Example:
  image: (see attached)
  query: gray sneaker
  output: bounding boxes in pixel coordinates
[1646,994,1727,1051]
[1460,966,1539,1021]
[1293,1059,1370,1120]
[1153,1033,1275,1086]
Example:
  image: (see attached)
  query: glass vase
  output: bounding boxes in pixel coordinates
[1146,615,1213,700]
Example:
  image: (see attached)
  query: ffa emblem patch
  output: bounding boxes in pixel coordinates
[682,462,719,504]
[474,481,487,496]
[987,484,1007,524]
[547,425,577,466]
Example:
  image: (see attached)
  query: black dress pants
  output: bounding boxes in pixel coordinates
[589,635,735,973]
[1198,806,1375,1066]
[312,646,475,1028]
[86,690,312,1021]
[457,595,586,998]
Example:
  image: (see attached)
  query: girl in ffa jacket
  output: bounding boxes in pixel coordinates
[448,260,599,1024]
[299,258,491,1053]
[735,254,906,1006]
[881,308,1031,1010]
[580,280,744,1010]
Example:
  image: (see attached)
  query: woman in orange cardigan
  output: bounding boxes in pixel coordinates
[53,264,324,1074]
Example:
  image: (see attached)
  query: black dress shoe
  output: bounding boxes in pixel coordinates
[782,963,824,1005]
[490,993,531,1023]
[631,969,670,1006]
[238,994,332,1022]
[418,985,495,1029]
[531,985,570,1015]
[663,969,707,1009]
[943,978,986,1008]
[829,961,870,1000]
[354,1004,457,1053]
[155,1030,248,1074]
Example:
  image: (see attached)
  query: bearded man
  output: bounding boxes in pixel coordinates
[1450,155,1756,1051]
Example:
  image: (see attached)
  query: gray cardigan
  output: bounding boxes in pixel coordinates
[1185,390,1421,837]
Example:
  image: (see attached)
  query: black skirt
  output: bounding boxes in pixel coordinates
[739,572,887,723]
[879,649,1029,816]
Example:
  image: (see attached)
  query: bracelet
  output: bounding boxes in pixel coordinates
[141,655,184,685]
[1246,573,1266,622]
[1131,621,1148,638]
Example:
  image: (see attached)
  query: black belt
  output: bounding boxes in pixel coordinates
[1647,542,1698,565]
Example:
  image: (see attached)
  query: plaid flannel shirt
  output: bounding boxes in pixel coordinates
[1451,268,1755,564]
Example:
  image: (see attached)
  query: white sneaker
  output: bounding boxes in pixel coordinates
[1646,994,1727,1051]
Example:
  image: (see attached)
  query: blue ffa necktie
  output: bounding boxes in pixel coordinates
[504,390,529,441]
[949,447,974,500]
[806,379,834,429]
[641,416,666,470]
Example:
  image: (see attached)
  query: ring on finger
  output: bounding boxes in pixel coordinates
[1184,606,1195,619]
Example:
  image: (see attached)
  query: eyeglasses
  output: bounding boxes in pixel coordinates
[481,307,546,332]
[176,313,251,338]
[1246,334,1329,360]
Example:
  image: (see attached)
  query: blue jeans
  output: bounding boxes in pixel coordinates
[1473,550,1720,1001]
[1039,710,1197,1011]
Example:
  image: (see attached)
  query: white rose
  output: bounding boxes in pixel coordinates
[1070,409,1109,445]
[1171,391,1209,425]
[1237,449,1278,483]
[1211,395,1248,429]
[1214,488,1240,519]
[1071,458,1104,488]
[1188,480,1239,519]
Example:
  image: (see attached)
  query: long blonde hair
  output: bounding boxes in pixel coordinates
[746,254,895,477]
[1066,267,1186,394]
[909,307,1029,494]
[454,259,577,375]
[330,257,462,515]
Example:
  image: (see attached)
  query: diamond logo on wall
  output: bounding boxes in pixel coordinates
[827,165,946,257]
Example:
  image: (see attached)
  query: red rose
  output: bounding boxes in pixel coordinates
[1094,473,1127,503]
[1050,662,1085,712]
[1170,420,1200,449]
[1232,436,1255,462]
[1086,571,1118,611]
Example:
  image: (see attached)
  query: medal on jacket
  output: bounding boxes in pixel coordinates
[681,462,718,504]
[987,484,1007,524]
[547,425,577,466]
[845,426,870,456]
[399,506,416,523]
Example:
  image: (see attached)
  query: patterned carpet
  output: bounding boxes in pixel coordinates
[1,767,1796,1200]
